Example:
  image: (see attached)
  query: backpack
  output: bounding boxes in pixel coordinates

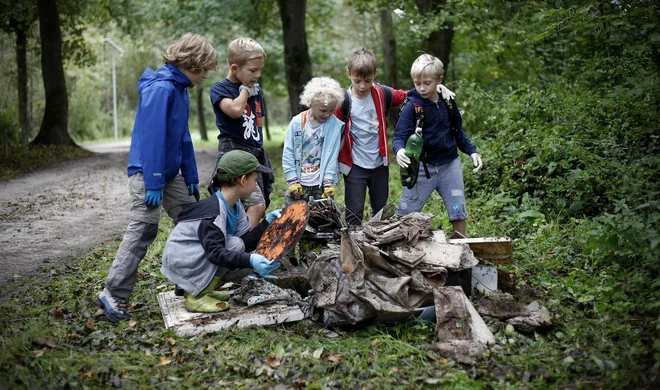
[396,94,458,179]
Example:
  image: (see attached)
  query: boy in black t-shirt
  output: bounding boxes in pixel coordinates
[209,37,273,228]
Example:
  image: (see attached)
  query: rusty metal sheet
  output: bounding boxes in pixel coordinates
[256,201,309,270]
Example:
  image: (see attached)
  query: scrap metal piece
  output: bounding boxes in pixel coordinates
[256,201,309,271]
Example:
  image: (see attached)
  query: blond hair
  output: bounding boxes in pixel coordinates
[347,47,377,78]
[227,38,266,67]
[299,77,344,108]
[163,33,218,73]
[410,54,444,80]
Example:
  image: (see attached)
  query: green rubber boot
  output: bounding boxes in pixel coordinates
[184,293,230,313]
[184,277,230,313]
[205,276,231,301]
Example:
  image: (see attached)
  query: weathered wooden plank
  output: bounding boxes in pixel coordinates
[447,237,514,264]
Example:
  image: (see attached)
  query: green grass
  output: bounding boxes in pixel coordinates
[0,142,657,389]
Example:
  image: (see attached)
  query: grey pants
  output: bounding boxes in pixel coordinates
[343,164,389,226]
[105,173,196,299]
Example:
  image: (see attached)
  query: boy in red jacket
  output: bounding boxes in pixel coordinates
[333,48,407,226]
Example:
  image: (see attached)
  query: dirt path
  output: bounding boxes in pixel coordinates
[0,143,218,290]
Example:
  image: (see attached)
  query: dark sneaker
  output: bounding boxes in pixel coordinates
[97,287,131,322]
[174,285,185,297]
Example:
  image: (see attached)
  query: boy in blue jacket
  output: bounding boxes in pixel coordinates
[282,77,345,206]
[97,34,218,322]
[161,150,281,313]
[392,54,483,237]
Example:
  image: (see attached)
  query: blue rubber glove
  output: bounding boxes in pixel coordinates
[188,183,200,202]
[145,189,163,208]
[265,209,282,224]
[249,254,280,279]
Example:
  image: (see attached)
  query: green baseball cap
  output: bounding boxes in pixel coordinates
[215,150,272,180]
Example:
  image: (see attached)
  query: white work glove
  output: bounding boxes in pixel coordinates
[470,153,483,173]
[437,84,456,101]
[239,83,260,97]
[396,149,411,168]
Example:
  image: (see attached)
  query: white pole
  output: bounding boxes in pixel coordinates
[112,51,118,141]
[103,38,125,141]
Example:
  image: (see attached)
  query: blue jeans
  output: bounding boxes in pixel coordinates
[397,157,468,221]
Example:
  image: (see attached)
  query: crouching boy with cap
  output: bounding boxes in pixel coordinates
[161,150,282,313]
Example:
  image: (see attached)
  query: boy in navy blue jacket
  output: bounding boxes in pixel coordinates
[392,54,483,237]
[97,34,218,322]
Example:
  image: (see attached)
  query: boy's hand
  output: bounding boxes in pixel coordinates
[437,84,456,101]
[322,186,336,199]
[239,83,260,97]
[396,149,411,168]
[265,209,282,224]
[188,183,200,202]
[287,183,303,200]
[470,153,483,172]
[249,254,280,279]
[145,189,163,208]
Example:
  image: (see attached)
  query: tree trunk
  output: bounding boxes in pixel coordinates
[277,0,313,118]
[10,18,30,145]
[415,0,454,82]
[32,0,74,146]
[380,8,399,130]
[196,84,208,141]
[380,9,398,89]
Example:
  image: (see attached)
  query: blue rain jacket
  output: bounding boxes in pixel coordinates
[127,64,198,189]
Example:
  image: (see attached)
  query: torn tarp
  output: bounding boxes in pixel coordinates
[307,233,435,326]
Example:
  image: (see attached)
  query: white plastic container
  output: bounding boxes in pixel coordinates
[472,265,498,295]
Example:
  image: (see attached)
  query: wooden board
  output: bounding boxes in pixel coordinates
[157,291,306,337]
[447,237,514,265]
[256,201,309,271]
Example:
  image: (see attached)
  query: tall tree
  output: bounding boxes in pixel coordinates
[32,0,73,145]
[196,83,208,141]
[1,0,37,144]
[276,0,312,117]
[415,0,453,80]
[380,8,398,89]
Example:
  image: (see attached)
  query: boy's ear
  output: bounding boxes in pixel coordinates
[230,63,238,74]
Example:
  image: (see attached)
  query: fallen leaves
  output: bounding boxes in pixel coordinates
[159,356,172,366]
[31,337,58,357]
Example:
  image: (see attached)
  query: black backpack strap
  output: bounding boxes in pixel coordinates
[441,97,457,134]
[340,90,351,121]
[411,102,431,179]
[380,84,393,116]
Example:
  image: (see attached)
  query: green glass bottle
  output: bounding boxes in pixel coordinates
[400,127,423,189]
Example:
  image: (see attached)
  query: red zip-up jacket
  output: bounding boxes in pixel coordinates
[333,84,407,175]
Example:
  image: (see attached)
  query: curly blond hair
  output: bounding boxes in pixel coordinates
[410,54,444,80]
[227,37,266,67]
[299,77,344,108]
[163,33,218,73]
